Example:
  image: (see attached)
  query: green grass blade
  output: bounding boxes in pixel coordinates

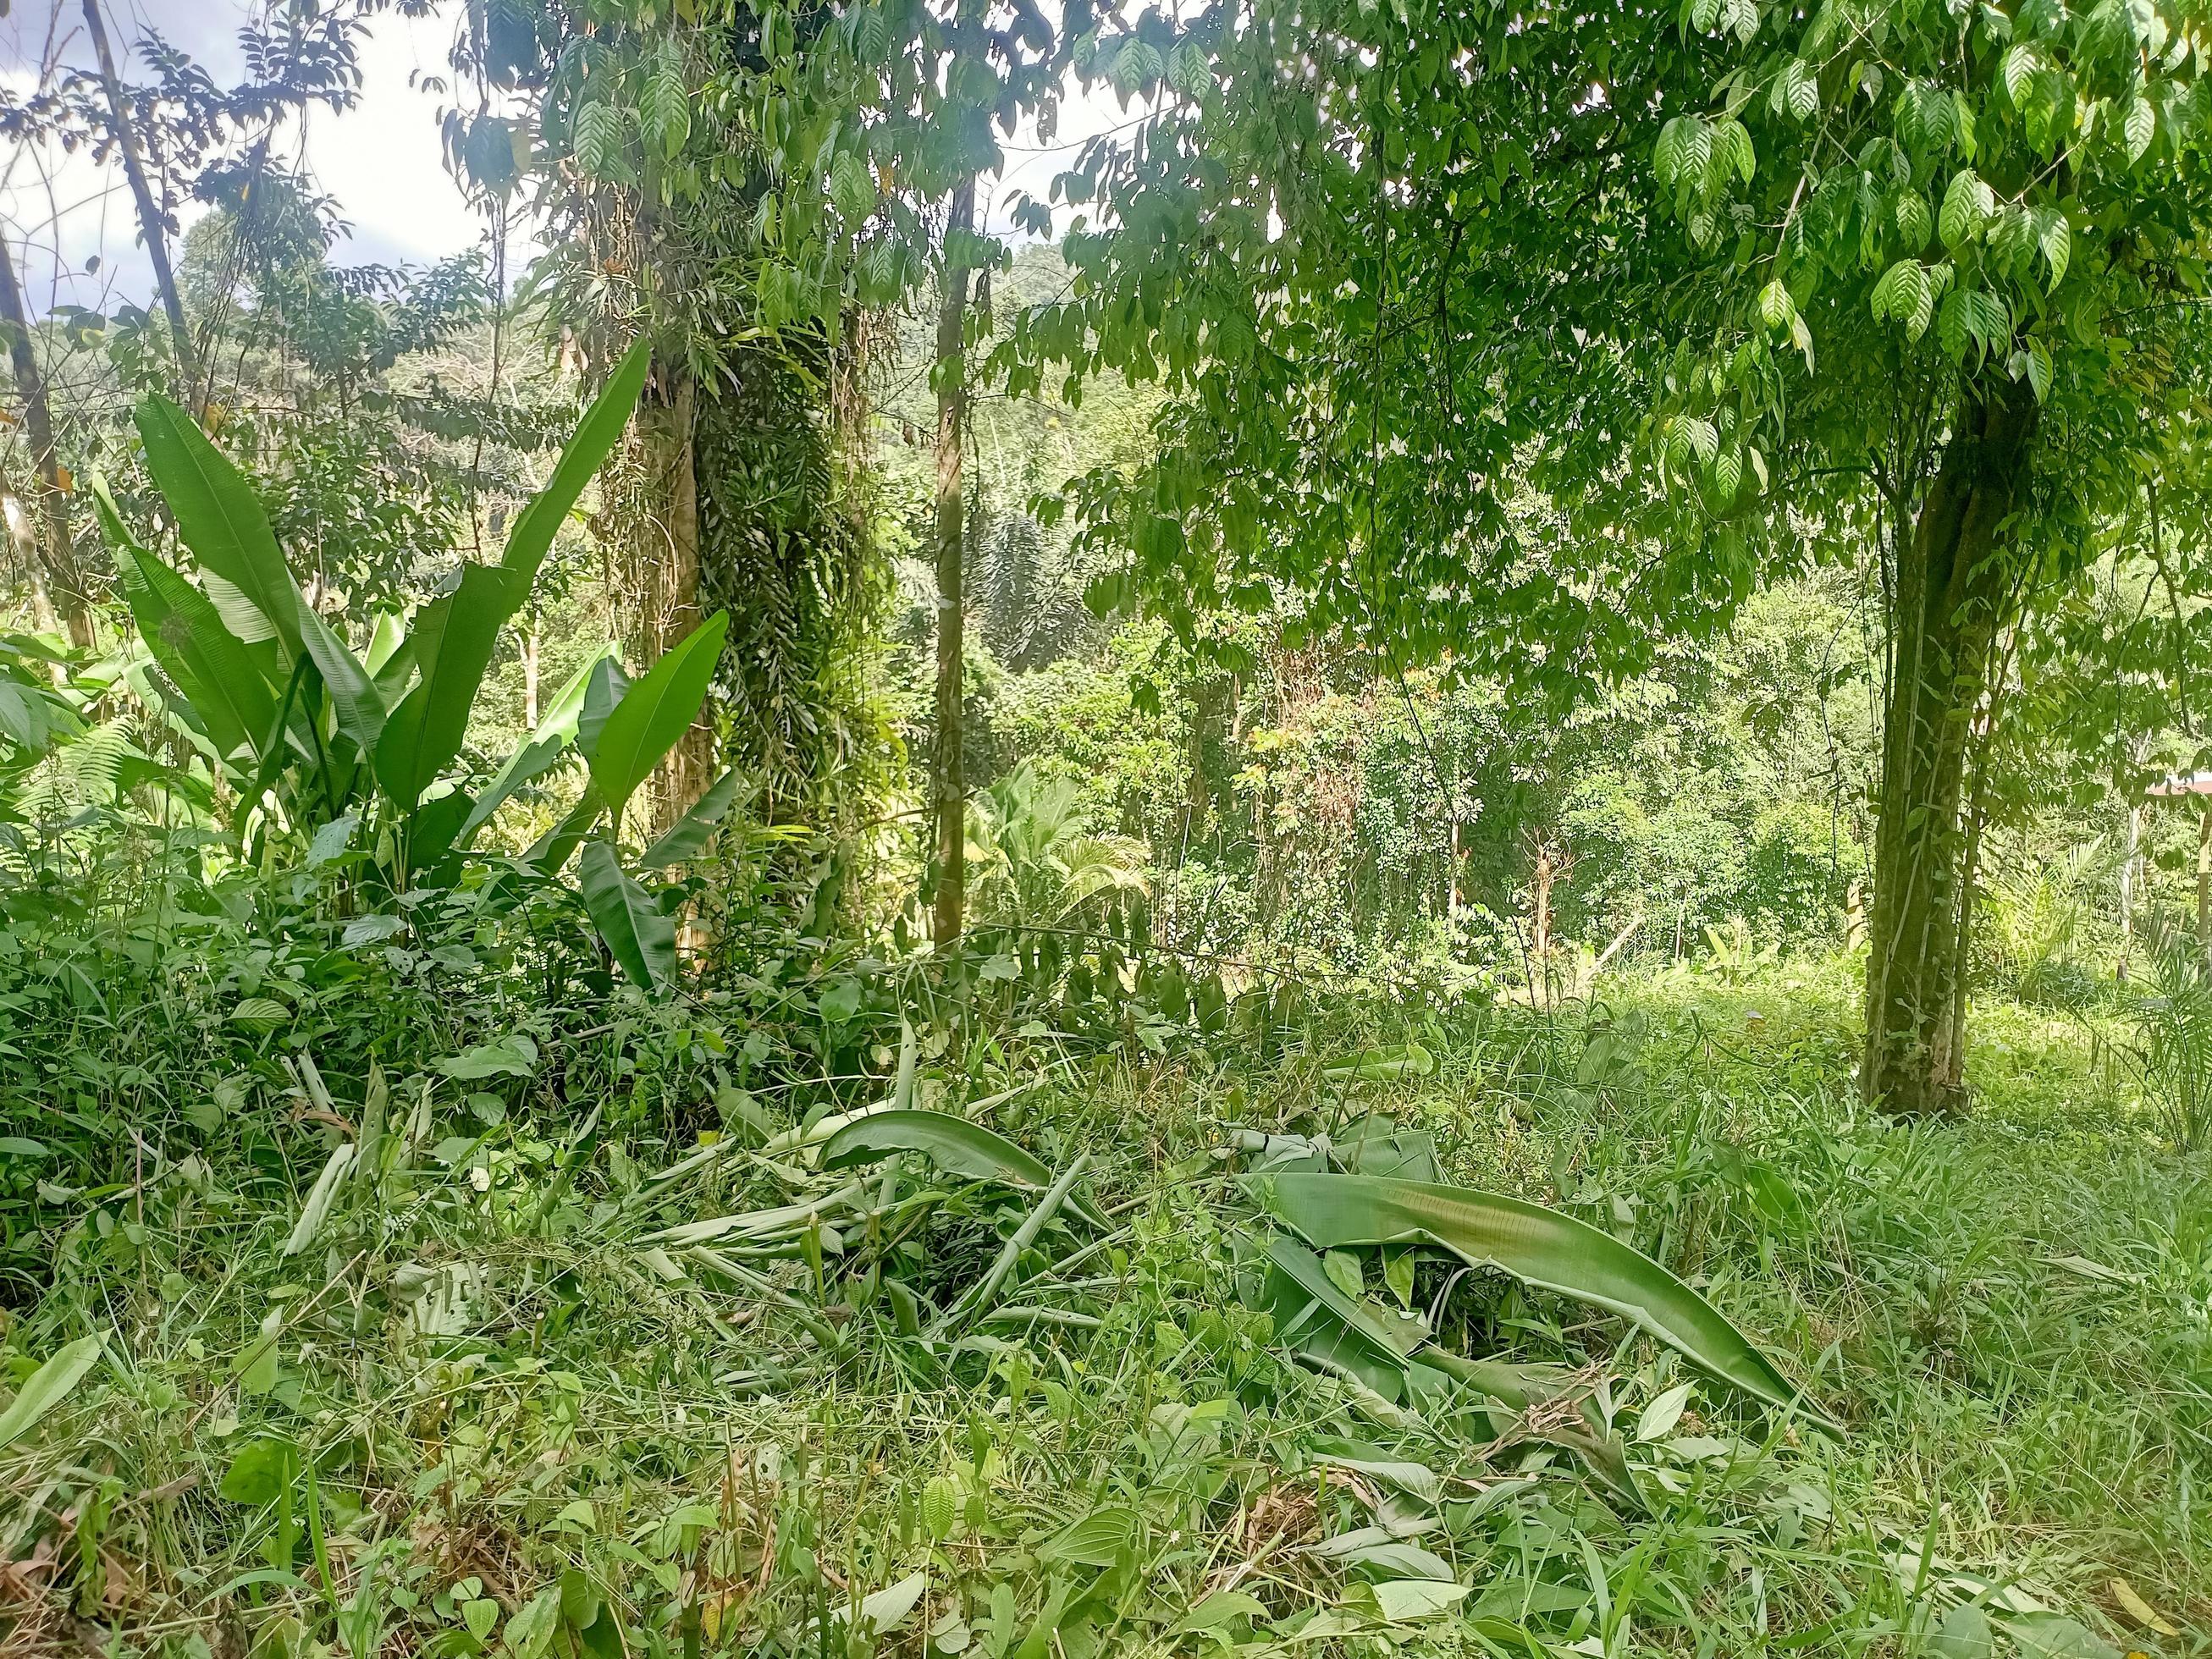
[1253,1171,1830,1424]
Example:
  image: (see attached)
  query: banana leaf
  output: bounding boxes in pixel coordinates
[587,611,730,824]
[1252,1172,1830,1426]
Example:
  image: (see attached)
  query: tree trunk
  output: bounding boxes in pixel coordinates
[931,177,976,947]
[2117,794,2141,982]
[2198,802,2210,971]
[521,606,541,730]
[81,0,202,412]
[1862,379,2039,1114]
[612,364,708,839]
[0,234,91,646]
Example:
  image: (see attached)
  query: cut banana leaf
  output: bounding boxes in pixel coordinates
[819,1109,1107,1229]
[1253,1172,1830,1425]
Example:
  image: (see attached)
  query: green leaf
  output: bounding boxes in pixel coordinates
[577,656,632,764]
[587,610,728,825]
[113,539,275,766]
[133,396,302,658]
[1770,58,1818,121]
[0,1334,102,1450]
[1939,168,1994,249]
[638,44,691,158]
[576,839,676,992]
[297,604,385,757]
[2122,95,2155,163]
[502,340,652,599]
[637,769,745,870]
[374,565,512,807]
[819,1108,1052,1187]
[1361,1579,1470,1622]
[218,1436,298,1504]
[1252,1172,1829,1422]
[2031,206,2071,287]
[830,149,876,223]
[1636,1380,1693,1440]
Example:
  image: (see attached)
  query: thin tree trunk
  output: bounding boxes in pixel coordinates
[522,606,541,730]
[80,0,201,411]
[626,368,707,838]
[2198,802,2210,971]
[2118,795,2141,982]
[931,176,976,947]
[0,233,91,645]
[1862,379,2039,1115]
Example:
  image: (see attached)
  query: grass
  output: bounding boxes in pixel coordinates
[1,953,2206,1657]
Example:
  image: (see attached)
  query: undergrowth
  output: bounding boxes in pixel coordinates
[1,918,2206,1658]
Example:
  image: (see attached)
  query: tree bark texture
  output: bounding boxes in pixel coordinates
[0,232,91,645]
[1862,378,2040,1115]
[610,364,706,840]
[931,178,976,947]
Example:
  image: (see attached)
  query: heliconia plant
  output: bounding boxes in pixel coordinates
[99,339,734,996]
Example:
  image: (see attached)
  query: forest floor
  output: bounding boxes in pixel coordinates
[3,959,2206,1658]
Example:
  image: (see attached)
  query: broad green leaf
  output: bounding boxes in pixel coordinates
[374,565,512,807]
[298,604,386,756]
[113,540,274,765]
[0,1333,102,1450]
[541,643,612,740]
[576,839,676,992]
[577,654,632,763]
[1636,1380,1693,1441]
[501,339,652,598]
[1939,168,1993,249]
[637,769,746,870]
[587,610,728,824]
[133,396,303,657]
[1360,1579,1470,1622]
[526,783,604,874]
[819,1107,1054,1186]
[218,1436,298,1504]
[1253,1172,1829,1423]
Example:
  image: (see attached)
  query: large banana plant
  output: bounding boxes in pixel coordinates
[101,341,733,995]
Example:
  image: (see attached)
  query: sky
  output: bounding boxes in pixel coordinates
[1,0,1128,321]
[2,0,512,318]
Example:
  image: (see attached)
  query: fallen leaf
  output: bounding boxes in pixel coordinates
[2109,1577,2176,1638]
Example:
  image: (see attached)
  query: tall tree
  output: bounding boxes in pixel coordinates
[77,0,201,409]
[933,178,978,942]
[1017,0,2212,1111]
[0,230,91,645]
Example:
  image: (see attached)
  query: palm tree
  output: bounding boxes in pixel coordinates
[967,762,1149,929]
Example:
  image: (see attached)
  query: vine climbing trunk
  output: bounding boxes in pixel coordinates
[1862,378,2039,1115]
[614,363,708,839]
[931,177,975,947]
[80,0,201,413]
[0,231,91,646]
